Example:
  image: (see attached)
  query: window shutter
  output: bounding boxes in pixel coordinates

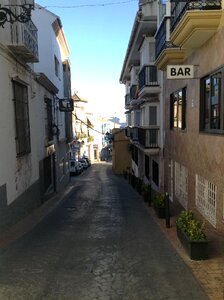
[182,87,186,130]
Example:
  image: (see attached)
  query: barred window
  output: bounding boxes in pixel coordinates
[195,174,217,227]
[13,80,31,156]
[170,87,186,130]
[45,98,53,141]
[54,55,60,78]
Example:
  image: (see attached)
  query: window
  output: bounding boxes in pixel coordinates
[54,55,60,78]
[13,80,31,156]
[170,87,186,130]
[45,98,53,141]
[200,70,222,132]
[149,106,157,125]
[134,110,141,126]
[195,174,217,227]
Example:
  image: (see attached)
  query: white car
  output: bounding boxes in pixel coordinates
[78,158,88,169]
[69,160,83,175]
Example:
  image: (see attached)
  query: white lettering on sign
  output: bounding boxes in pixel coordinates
[167,65,194,79]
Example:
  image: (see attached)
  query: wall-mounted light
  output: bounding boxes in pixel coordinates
[0,0,34,28]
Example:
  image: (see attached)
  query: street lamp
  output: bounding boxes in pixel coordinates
[0,0,34,27]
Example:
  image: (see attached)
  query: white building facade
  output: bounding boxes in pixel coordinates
[120,0,165,192]
[32,5,73,193]
[0,1,72,231]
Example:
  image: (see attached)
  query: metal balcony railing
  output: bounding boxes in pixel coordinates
[170,0,222,32]
[125,93,131,107]
[128,127,159,148]
[130,84,138,100]
[130,127,139,141]
[155,17,167,59]
[138,127,159,148]
[10,20,38,62]
[125,127,131,137]
[139,65,158,91]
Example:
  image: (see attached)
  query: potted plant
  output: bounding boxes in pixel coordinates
[141,183,151,206]
[176,210,208,260]
[152,191,165,218]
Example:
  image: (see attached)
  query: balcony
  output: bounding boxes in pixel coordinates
[138,65,160,97]
[8,20,39,62]
[170,0,222,49]
[155,1,222,70]
[125,93,131,109]
[155,17,186,70]
[127,126,160,154]
[138,127,159,149]
[130,84,138,100]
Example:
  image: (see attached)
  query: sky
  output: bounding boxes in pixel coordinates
[35,0,139,120]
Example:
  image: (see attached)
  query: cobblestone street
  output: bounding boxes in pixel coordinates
[0,163,209,299]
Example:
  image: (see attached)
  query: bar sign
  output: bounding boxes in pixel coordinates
[167,65,194,79]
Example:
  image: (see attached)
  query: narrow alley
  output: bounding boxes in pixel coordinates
[0,163,209,300]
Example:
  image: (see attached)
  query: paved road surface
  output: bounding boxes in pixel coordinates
[0,163,209,299]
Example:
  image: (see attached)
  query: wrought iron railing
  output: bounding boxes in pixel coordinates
[155,17,167,59]
[125,93,131,107]
[130,127,139,141]
[130,84,138,100]
[10,19,38,61]
[138,127,159,148]
[23,20,38,59]
[125,126,131,137]
[139,65,158,91]
[170,0,222,32]
[155,1,222,59]
[128,127,159,148]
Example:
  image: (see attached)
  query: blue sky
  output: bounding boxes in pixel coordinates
[35,0,138,119]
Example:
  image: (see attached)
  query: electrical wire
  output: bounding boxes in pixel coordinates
[72,112,125,136]
[72,112,103,135]
[37,0,138,9]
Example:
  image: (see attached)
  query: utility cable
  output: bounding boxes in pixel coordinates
[36,0,137,9]
[72,112,126,136]
[72,112,103,135]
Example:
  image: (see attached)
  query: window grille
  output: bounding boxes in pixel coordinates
[170,87,186,130]
[45,98,53,141]
[54,55,60,78]
[13,80,31,156]
[195,174,217,227]
[174,162,188,209]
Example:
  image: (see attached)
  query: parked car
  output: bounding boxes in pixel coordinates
[79,158,88,169]
[69,159,83,175]
[76,161,83,174]
[83,157,91,167]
